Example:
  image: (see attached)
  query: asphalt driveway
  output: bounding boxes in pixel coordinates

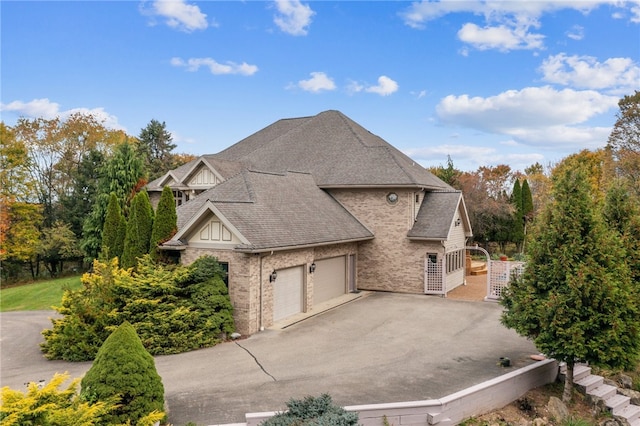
[0,292,538,426]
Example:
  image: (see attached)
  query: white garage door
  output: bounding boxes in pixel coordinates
[273,266,304,322]
[314,256,346,305]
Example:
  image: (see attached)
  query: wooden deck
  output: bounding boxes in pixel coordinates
[447,269,489,302]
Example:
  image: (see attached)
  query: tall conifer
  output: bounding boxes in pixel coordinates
[150,186,177,261]
[501,167,640,402]
[121,190,154,269]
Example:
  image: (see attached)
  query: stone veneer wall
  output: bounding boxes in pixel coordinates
[180,242,357,335]
[330,189,442,294]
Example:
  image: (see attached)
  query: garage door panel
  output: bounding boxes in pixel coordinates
[314,256,346,305]
[273,266,303,321]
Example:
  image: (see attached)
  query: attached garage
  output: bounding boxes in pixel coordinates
[273,266,304,322]
[313,256,347,305]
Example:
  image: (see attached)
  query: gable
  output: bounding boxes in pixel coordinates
[187,211,243,246]
[188,165,221,187]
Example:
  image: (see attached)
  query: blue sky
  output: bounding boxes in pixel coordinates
[2,1,639,172]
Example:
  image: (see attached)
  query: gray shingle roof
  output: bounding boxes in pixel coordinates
[215,110,451,189]
[407,191,463,240]
[175,170,374,252]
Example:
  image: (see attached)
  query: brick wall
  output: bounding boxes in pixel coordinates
[330,189,442,294]
[180,242,358,335]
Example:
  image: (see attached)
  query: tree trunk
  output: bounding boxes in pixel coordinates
[563,361,574,403]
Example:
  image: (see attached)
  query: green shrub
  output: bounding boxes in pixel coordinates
[41,255,235,361]
[80,322,165,425]
[260,394,358,426]
[0,372,164,426]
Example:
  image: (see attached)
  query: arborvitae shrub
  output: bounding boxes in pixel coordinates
[150,185,177,261]
[80,321,165,425]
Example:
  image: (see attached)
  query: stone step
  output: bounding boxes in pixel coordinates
[614,403,640,424]
[575,374,604,393]
[588,384,618,400]
[572,364,592,381]
[607,394,630,412]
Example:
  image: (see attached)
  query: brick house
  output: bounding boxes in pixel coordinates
[148,110,472,335]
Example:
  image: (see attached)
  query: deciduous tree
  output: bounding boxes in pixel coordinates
[607,91,640,195]
[38,221,83,277]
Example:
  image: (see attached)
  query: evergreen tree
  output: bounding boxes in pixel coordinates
[121,190,154,269]
[521,179,534,220]
[82,140,145,260]
[150,186,177,261]
[100,192,123,260]
[602,181,640,287]
[138,119,177,181]
[80,321,165,425]
[501,167,640,403]
[510,179,525,252]
[520,179,534,253]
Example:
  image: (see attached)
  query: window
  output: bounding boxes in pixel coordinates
[446,249,465,274]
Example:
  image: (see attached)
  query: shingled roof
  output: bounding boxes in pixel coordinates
[173,170,374,252]
[407,191,470,240]
[214,110,450,189]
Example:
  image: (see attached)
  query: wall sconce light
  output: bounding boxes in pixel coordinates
[455,218,461,227]
[269,270,277,282]
[309,262,316,273]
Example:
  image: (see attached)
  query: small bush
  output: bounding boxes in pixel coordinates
[260,394,358,426]
[80,321,165,425]
[0,372,164,426]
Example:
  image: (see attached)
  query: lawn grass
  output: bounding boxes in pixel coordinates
[0,276,83,312]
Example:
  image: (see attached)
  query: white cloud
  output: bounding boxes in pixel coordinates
[405,143,547,171]
[399,1,636,52]
[171,57,258,75]
[435,86,618,149]
[273,0,315,36]
[457,22,544,51]
[147,0,208,32]
[566,25,584,40]
[346,80,365,95]
[348,76,399,96]
[0,98,125,130]
[539,53,640,94]
[365,76,399,96]
[295,72,336,93]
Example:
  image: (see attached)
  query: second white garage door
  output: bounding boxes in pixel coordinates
[314,256,347,305]
[273,266,304,322]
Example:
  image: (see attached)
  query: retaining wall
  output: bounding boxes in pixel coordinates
[245,359,559,426]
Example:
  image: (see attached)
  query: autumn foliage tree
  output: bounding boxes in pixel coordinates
[607,91,640,195]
